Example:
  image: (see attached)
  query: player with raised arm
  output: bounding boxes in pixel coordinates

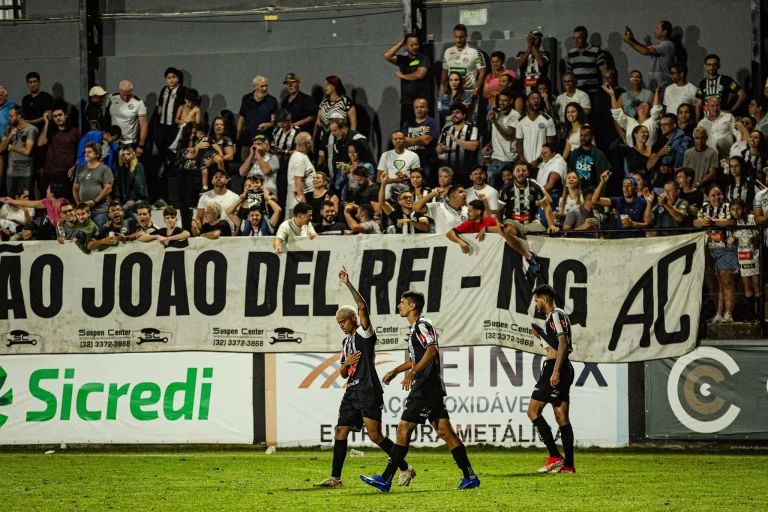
[528,284,576,474]
[360,291,480,492]
[313,267,416,488]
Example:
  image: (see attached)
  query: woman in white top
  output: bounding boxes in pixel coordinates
[556,170,583,225]
[560,102,588,159]
[605,84,662,147]
[286,132,316,220]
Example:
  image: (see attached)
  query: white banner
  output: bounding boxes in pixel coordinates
[274,347,628,447]
[0,353,253,444]
[0,232,706,362]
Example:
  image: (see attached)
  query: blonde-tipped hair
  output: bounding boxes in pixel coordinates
[336,305,357,319]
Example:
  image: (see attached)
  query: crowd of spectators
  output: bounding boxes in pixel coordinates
[1,21,766,324]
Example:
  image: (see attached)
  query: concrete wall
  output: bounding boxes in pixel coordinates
[1,0,755,155]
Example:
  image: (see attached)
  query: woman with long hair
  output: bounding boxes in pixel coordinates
[627,125,652,174]
[694,184,737,323]
[676,103,695,139]
[0,183,67,239]
[727,197,760,321]
[724,156,762,210]
[209,116,236,170]
[741,129,768,183]
[305,172,339,224]
[557,171,583,224]
[313,75,357,149]
[560,102,587,159]
[408,168,432,200]
[340,139,375,202]
[437,71,473,125]
[114,147,149,219]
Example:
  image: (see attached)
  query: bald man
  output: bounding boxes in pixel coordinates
[107,80,148,155]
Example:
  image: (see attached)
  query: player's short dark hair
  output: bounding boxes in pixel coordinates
[358,203,374,219]
[447,184,464,197]
[108,201,123,210]
[321,200,336,209]
[248,204,262,214]
[661,113,678,125]
[136,203,151,214]
[453,23,467,34]
[580,123,593,133]
[163,206,178,217]
[468,199,485,213]
[164,67,182,81]
[26,72,41,82]
[10,105,25,119]
[704,53,720,64]
[403,32,419,44]
[670,62,687,76]
[499,87,515,100]
[352,167,370,178]
[75,202,90,211]
[533,284,556,301]
[294,202,313,216]
[401,290,425,314]
[105,125,123,138]
[676,167,695,182]
[660,20,672,37]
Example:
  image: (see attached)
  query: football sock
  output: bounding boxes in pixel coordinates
[532,416,561,458]
[377,436,409,471]
[382,443,409,483]
[560,423,575,467]
[331,438,348,478]
[451,443,476,479]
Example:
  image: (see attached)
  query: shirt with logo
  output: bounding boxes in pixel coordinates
[340,324,381,393]
[107,94,147,145]
[397,53,431,104]
[407,316,445,400]
[442,44,487,90]
[515,113,556,163]
[498,179,546,224]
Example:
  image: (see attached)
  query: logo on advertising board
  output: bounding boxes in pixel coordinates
[268,328,305,345]
[667,347,741,434]
[288,353,398,389]
[4,330,40,348]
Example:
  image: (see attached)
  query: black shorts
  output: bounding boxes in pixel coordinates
[337,389,383,431]
[401,393,450,425]
[531,359,575,404]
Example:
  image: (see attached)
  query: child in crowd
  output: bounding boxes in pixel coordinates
[154,206,191,248]
[71,203,98,254]
[728,198,760,321]
[176,88,201,127]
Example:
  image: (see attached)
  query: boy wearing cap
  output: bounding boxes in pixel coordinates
[281,73,317,132]
[84,86,109,132]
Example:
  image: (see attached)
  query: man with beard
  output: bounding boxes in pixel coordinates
[436,103,478,187]
[515,92,556,173]
[88,201,140,250]
[135,203,162,241]
[0,106,38,193]
[402,98,439,186]
[227,187,281,236]
[566,125,610,189]
[496,161,558,274]
[378,171,428,234]
[313,200,348,235]
[592,171,653,238]
[384,33,431,126]
[237,75,278,155]
[484,89,520,190]
[465,165,499,214]
[378,130,421,202]
[447,199,499,254]
[37,102,80,200]
[647,113,693,173]
[280,73,317,133]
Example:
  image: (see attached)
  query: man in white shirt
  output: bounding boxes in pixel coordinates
[274,202,317,255]
[516,92,557,170]
[663,63,698,116]
[196,168,240,230]
[377,130,421,201]
[555,73,591,121]
[697,96,740,158]
[536,143,567,200]
[414,184,469,234]
[484,88,520,189]
[107,80,148,154]
[465,166,499,214]
[286,132,315,219]
[440,23,487,97]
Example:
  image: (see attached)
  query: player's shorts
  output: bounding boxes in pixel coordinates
[401,393,450,425]
[503,219,546,237]
[337,389,384,431]
[531,358,575,404]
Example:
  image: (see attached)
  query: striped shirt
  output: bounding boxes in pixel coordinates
[566,45,607,93]
[271,125,300,152]
[438,122,478,176]
[158,86,180,126]
[317,96,353,134]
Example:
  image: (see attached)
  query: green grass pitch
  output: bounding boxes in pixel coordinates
[3,447,766,511]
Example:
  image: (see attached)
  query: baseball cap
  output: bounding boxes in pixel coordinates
[283,73,300,83]
[252,133,269,144]
[89,86,108,97]
[529,29,543,37]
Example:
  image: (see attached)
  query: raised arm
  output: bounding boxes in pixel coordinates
[339,265,370,329]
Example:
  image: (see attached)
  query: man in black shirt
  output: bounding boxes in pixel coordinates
[281,73,318,133]
[528,284,576,474]
[313,200,348,235]
[314,267,415,488]
[87,202,141,251]
[22,72,55,130]
[191,202,232,239]
[384,34,432,127]
[695,54,746,119]
[361,291,479,492]
[350,167,379,208]
[378,171,428,234]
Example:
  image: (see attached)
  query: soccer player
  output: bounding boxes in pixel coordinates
[313,266,416,488]
[528,284,576,474]
[360,291,480,492]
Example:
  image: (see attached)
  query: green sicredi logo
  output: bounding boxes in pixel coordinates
[0,365,13,428]
[24,367,213,422]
